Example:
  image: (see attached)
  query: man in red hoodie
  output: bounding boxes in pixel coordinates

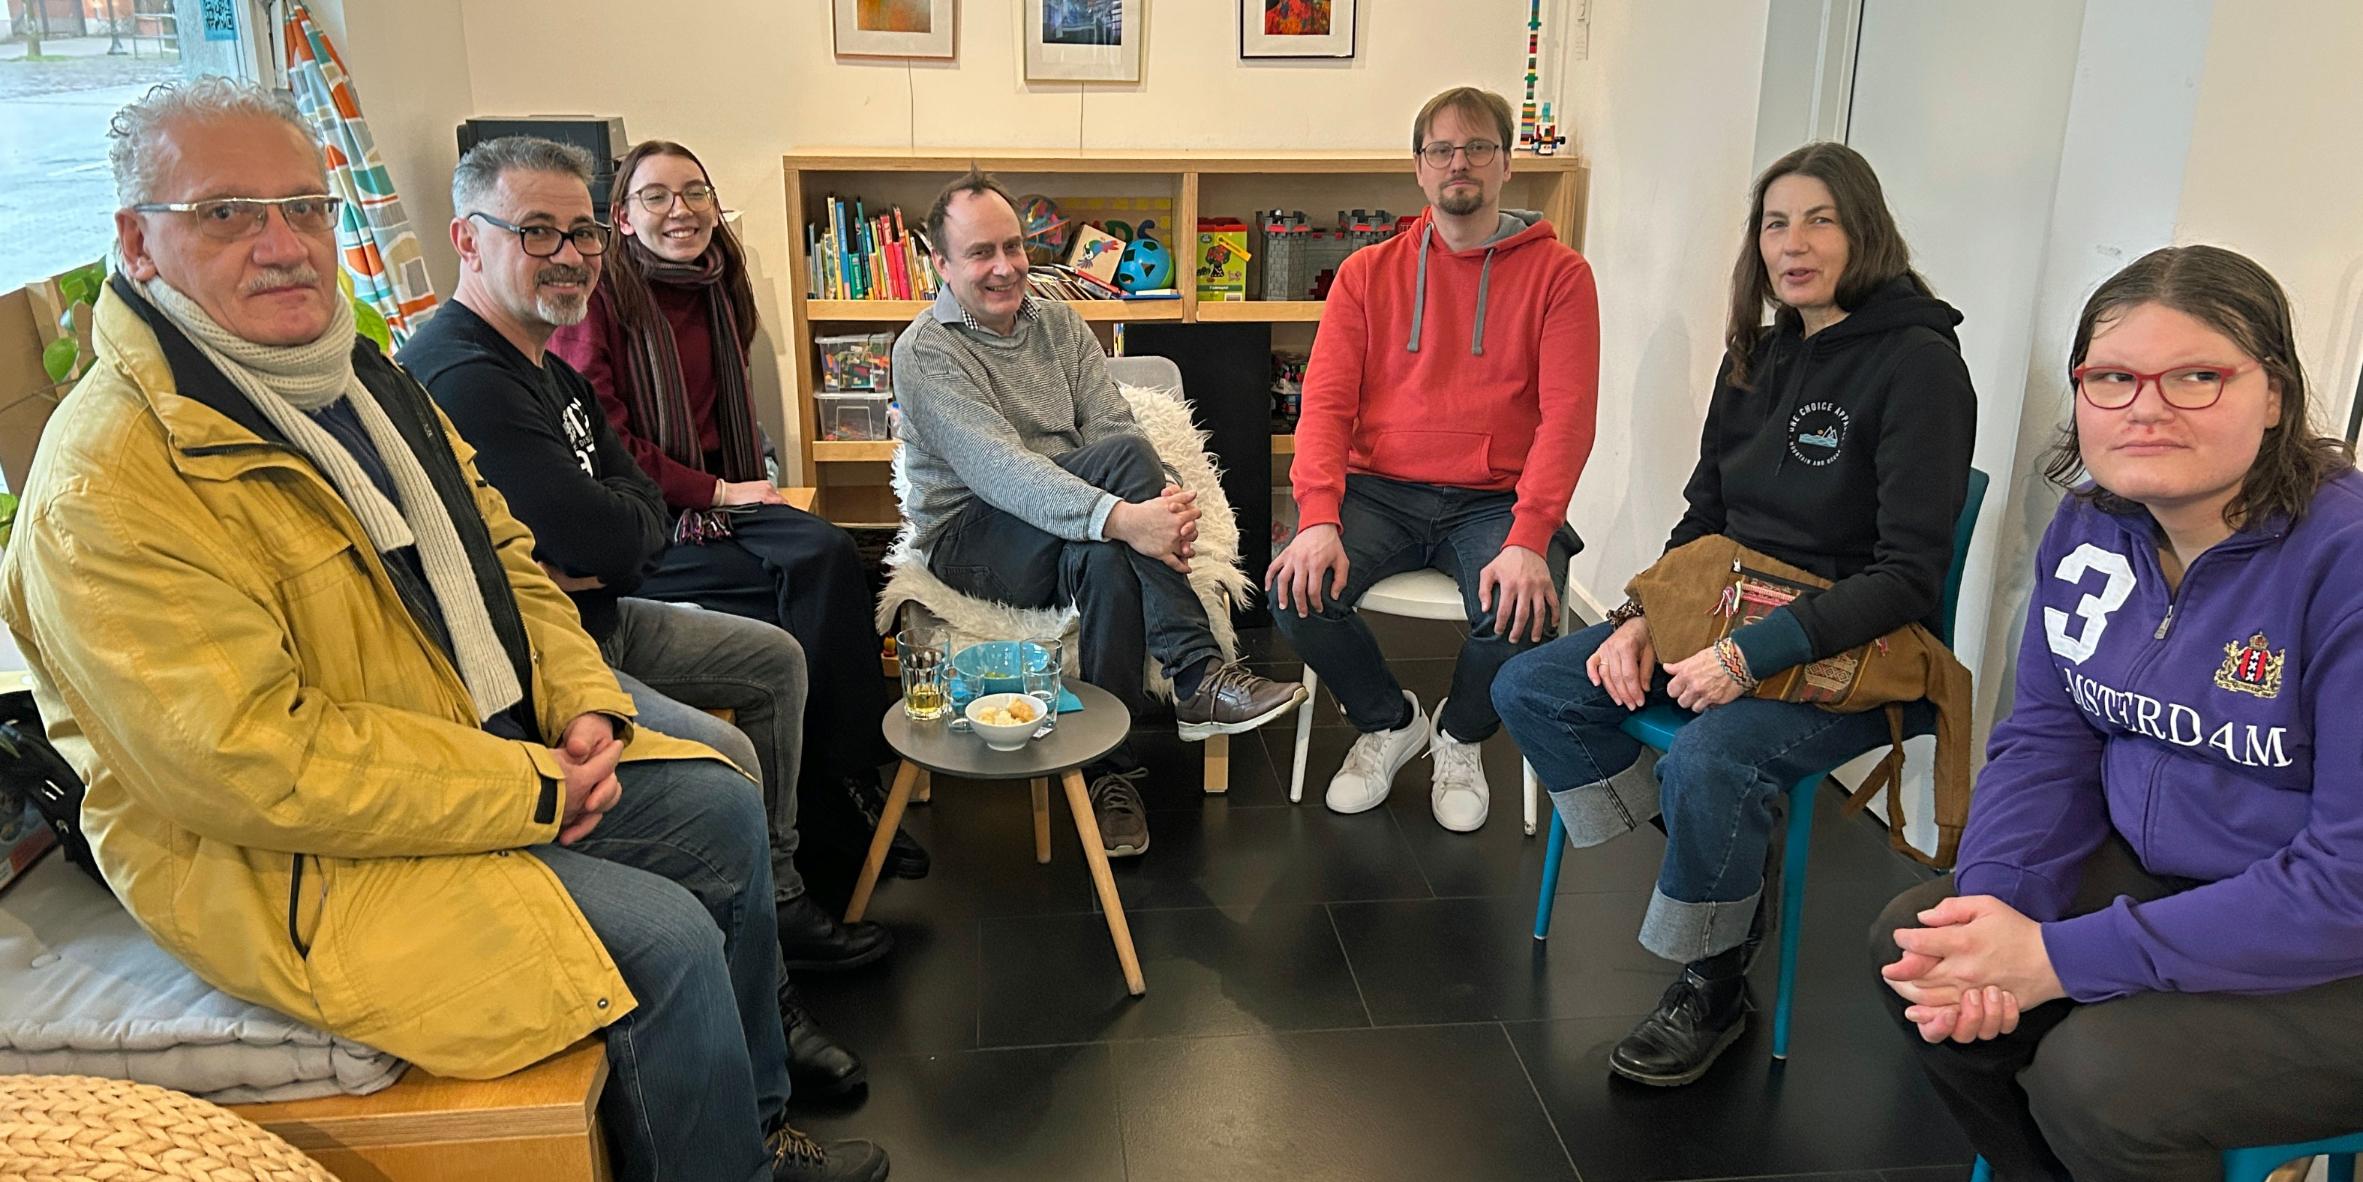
[1267,86,1600,833]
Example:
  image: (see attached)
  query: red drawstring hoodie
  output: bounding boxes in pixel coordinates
[1290,207,1600,555]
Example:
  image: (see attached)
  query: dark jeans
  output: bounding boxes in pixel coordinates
[1870,836,2363,1182]
[603,596,808,903]
[532,755,792,1182]
[1494,620,1934,962]
[635,504,891,784]
[926,434,1225,725]
[1272,473,1579,742]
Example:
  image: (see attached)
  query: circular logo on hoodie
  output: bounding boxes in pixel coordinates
[1787,401,1851,467]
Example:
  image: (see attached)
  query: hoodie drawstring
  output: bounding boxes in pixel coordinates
[1407,222,1431,354]
[1472,246,1496,356]
[1405,221,1497,357]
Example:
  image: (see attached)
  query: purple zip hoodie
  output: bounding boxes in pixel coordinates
[1957,468,2363,1001]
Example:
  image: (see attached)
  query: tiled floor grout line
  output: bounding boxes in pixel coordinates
[1324,901,1379,1031]
[1500,1020,1584,1182]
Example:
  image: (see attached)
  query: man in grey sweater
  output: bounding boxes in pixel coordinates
[892,170,1306,857]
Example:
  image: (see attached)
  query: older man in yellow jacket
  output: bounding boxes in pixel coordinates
[0,79,886,1182]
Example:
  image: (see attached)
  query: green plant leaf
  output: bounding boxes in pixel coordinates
[41,336,79,385]
[353,297,393,354]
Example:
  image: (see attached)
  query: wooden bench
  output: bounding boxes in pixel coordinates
[228,1039,610,1181]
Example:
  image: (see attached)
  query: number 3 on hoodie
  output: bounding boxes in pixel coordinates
[2044,543,2137,664]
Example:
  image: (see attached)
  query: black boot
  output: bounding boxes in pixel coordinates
[843,773,930,880]
[778,894,895,973]
[781,981,867,1100]
[1609,945,1752,1087]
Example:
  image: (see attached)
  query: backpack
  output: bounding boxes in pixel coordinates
[0,690,104,886]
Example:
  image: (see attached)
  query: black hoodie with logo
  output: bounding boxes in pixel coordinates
[1664,277,1977,668]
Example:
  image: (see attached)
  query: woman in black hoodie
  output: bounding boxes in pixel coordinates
[1493,142,1976,1086]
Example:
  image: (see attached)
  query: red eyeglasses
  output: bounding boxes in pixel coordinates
[2070,361,2256,411]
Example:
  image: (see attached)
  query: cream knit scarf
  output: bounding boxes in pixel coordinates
[143,278,524,723]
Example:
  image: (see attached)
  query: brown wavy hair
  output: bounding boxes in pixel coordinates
[2043,245,2354,528]
[1723,142,1929,390]
[600,140,758,342]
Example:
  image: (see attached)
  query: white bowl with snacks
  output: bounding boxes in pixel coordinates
[964,692,1045,751]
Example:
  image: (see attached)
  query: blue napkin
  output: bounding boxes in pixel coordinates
[1057,686,1083,714]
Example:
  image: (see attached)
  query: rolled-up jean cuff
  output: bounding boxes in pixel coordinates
[1639,884,1763,963]
[1545,749,1660,847]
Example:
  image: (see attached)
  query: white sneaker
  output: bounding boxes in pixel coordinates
[1427,698,1491,833]
[1324,690,1428,815]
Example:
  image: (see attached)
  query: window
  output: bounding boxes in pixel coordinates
[0,0,276,292]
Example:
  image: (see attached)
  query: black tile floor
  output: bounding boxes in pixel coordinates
[795,616,1976,1182]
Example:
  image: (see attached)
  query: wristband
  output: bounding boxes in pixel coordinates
[1712,637,1758,691]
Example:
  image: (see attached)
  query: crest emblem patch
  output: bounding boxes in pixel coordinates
[2214,631,2285,699]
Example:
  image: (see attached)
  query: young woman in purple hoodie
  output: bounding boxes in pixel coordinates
[1872,245,2363,1182]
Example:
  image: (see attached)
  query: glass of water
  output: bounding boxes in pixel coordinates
[1020,637,1064,730]
[896,627,947,721]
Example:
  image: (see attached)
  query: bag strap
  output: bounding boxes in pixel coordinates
[1837,704,1946,869]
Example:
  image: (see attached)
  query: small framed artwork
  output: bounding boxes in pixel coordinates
[1025,0,1144,83]
[1241,0,1355,60]
[833,0,957,60]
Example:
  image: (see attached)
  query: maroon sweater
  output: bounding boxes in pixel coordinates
[548,284,732,511]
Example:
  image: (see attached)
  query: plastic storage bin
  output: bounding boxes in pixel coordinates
[818,391,894,442]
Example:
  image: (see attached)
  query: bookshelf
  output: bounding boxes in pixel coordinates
[783,147,1589,526]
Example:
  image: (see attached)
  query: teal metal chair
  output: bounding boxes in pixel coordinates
[1974,1133,2360,1182]
[1532,466,1989,1061]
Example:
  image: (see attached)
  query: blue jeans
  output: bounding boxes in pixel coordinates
[603,596,809,903]
[1493,620,1933,963]
[532,755,791,1182]
[1272,473,1579,741]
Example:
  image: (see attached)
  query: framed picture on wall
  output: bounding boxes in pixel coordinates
[1025,0,1144,83]
[1240,0,1355,59]
[832,0,957,60]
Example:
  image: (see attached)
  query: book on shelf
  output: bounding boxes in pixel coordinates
[806,195,942,302]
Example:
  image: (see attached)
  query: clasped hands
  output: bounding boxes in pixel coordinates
[1882,894,2068,1044]
[1585,617,1749,712]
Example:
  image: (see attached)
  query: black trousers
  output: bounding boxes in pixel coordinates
[1869,835,2363,1182]
[636,503,892,784]
[925,434,1225,728]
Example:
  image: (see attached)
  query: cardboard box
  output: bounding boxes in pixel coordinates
[1065,223,1127,295]
[1196,220,1251,302]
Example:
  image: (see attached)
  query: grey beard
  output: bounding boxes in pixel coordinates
[535,290,590,326]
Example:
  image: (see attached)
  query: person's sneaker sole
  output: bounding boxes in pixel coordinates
[1176,684,1309,741]
[1606,1017,1748,1088]
[1325,786,1392,815]
[1102,832,1150,858]
[1432,797,1489,832]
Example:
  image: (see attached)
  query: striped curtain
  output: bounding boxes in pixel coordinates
[283,2,438,348]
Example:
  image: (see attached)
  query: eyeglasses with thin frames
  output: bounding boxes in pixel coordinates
[632,184,718,214]
[129,194,344,241]
[467,211,611,258]
[1417,140,1502,168]
[2070,362,2257,411]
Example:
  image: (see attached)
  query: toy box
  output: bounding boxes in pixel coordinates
[818,390,894,442]
[1196,219,1250,301]
[1065,223,1128,295]
[816,332,894,393]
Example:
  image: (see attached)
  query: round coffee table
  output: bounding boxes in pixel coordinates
[846,679,1146,996]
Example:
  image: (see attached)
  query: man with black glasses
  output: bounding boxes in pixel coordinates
[402,137,891,1176]
[1267,86,1601,833]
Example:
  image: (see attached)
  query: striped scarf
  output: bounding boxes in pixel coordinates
[619,243,765,485]
[142,277,524,724]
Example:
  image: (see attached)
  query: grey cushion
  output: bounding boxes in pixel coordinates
[0,852,405,1103]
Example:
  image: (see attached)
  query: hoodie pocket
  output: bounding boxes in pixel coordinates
[1361,429,1499,486]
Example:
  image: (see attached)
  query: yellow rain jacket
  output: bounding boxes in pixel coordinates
[0,281,732,1078]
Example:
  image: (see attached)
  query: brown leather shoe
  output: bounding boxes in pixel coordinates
[1174,662,1308,740]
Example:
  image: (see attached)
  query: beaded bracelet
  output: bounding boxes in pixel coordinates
[1711,637,1758,690]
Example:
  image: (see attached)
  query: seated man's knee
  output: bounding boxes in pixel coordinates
[1085,433,1166,500]
[1868,876,1955,970]
[2023,1012,2177,1165]
[615,875,730,980]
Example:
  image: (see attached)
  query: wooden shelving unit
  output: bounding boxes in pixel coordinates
[783,147,1589,526]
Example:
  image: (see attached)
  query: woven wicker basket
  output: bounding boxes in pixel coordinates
[0,1074,334,1180]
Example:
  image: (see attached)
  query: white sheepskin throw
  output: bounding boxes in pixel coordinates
[874,381,1249,700]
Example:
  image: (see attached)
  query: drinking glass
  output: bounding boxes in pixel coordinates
[1020,637,1064,731]
[896,627,947,721]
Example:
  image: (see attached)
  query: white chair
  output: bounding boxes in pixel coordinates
[1286,568,1580,835]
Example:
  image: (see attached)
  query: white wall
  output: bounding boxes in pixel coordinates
[1554,0,1772,612]
[2177,0,2363,436]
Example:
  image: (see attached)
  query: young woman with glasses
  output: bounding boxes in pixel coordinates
[1870,245,2363,1181]
[1491,141,1977,1086]
[548,141,926,885]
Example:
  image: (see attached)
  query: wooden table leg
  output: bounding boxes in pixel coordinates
[913,767,933,804]
[845,760,919,923]
[1061,769,1146,996]
[1031,777,1052,864]
[1202,733,1229,794]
